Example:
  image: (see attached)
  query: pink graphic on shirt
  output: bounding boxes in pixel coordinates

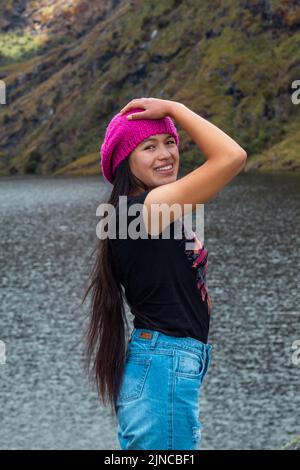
[182,225,212,315]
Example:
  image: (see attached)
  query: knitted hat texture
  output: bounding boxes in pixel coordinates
[100,107,179,184]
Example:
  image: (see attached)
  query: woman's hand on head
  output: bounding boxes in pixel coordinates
[119,97,175,120]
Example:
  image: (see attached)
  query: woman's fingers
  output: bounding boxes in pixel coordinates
[119,100,135,114]
[126,111,147,120]
[119,104,148,119]
[119,98,145,114]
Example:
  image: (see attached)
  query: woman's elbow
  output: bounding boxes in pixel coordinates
[234,149,247,168]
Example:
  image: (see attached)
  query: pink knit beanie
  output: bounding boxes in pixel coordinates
[100,107,180,184]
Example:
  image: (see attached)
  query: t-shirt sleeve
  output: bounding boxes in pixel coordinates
[127,189,181,239]
[126,190,153,237]
[127,190,152,207]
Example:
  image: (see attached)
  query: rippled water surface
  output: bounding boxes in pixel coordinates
[0,173,299,449]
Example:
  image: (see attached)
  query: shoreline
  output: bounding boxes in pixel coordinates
[1,166,300,180]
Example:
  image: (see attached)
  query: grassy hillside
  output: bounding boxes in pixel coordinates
[0,0,300,177]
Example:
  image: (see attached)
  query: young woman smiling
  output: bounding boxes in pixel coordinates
[82,97,247,450]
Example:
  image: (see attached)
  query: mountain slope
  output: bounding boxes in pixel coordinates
[0,0,300,177]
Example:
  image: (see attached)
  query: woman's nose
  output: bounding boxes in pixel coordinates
[159,147,173,157]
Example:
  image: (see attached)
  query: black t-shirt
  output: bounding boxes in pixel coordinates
[108,190,211,344]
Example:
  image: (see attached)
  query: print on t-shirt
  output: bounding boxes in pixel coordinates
[182,223,212,315]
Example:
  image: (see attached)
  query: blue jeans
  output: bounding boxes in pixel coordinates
[115,328,213,450]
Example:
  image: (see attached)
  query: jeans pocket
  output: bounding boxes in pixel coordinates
[117,354,152,404]
[175,350,205,379]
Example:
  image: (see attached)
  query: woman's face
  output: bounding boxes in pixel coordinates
[128,133,179,191]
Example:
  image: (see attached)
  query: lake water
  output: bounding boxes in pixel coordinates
[0,172,299,449]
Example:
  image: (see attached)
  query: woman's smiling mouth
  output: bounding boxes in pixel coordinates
[154,163,174,174]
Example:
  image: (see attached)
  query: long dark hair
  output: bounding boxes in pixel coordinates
[81,157,149,418]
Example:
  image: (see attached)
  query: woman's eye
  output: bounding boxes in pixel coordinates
[145,140,175,150]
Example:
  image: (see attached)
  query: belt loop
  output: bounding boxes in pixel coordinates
[150,330,160,349]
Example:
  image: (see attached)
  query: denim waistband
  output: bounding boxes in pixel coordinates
[129,327,213,356]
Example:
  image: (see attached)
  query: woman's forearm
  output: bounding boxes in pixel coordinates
[167,101,247,162]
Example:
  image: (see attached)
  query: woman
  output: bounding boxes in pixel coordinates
[82,97,247,450]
